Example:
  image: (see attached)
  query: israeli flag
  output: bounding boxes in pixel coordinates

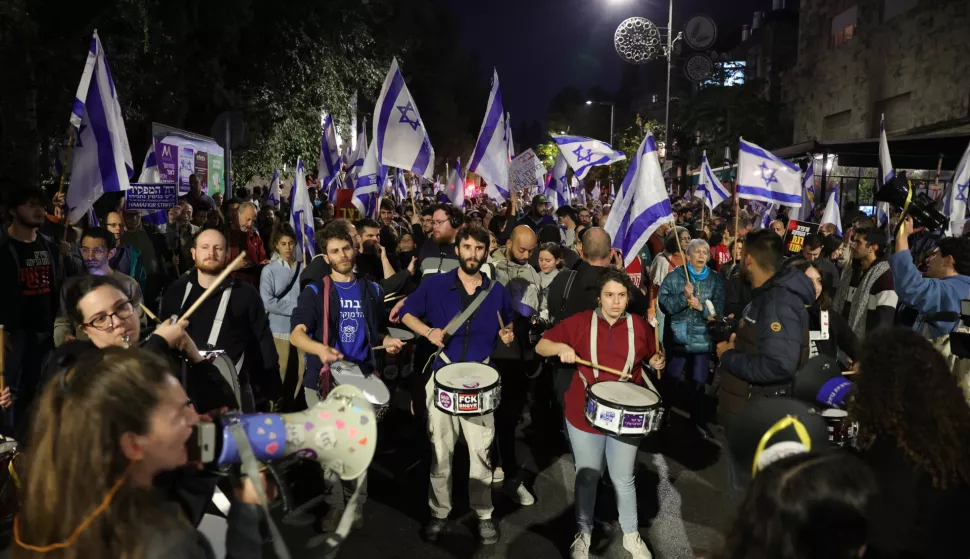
[444,159,465,209]
[265,169,281,207]
[374,58,435,179]
[136,147,160,183]
[352,139,385,220]
[468,70,511,203]
[572,176,586,205]
[393,167,408,204]
[877,114,894,226]
[345,117,368,188]
[737,139,802,208]
[289,159,317,262]
[591,181,601,202]
[604,130,673,267]
[821,185,842,236]
[695,151,730,211]
[318,113,342,201]
[547,153,569,212]
[747,201,772,229]
[67,30,133,223]
[797,161,816,221]
[552,134,626,180]
[943,140,970,237]
[506,114,515,161]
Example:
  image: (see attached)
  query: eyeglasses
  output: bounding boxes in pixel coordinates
[79,246,107,256]
[83,301,134,331]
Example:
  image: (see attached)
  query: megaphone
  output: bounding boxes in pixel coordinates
[874,170,948,231]
[191,385,376,480]
[792,355,855,409]
[727,398,829,482]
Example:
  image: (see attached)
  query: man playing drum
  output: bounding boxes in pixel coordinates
[289,222,404,531]
[400,225,514,545]
[536,268,665,559]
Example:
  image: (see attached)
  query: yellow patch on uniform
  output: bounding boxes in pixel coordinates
[770,322,782,332]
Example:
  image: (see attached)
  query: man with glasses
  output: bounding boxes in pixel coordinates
[0,187,82,432]
[577,206,592,227]
[54,227,144,346]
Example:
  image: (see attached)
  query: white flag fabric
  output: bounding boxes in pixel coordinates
[506,114,515,161]
[552,134,626,180]
[591,181,601,202]
[392,167,408,205]
[572,176,586,206]
[444,159,465,209]
[695,151,730,211]
[67,30,133,223]
[289,159,316,262]
[374,58,435,179]
[345,116,368,188]
[352,139,385,220]
[821,186,842,236]
[265,169,281,207]
[318,113,342,201]
[547,153,569,212]
[944,140,970,237]
[347,91,358,157]
[604,131,673,267]
[797,162,816,221]
[737,139,802,208]
[136,147,160,183]
[469,70,511,203]
[877,114,894,226]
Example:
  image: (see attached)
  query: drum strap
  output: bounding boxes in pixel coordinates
[443,281,496,339]
[585,312,634,388]
[180,282,233,349]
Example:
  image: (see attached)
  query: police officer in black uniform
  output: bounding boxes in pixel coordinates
[715,229,815,428]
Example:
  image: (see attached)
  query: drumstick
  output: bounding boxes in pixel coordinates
[574,358,632,380]
[179,253,247,323]
[140,304,161,324]
[841,370,857,376]
[384,293,406,303]
[497,311,505,330]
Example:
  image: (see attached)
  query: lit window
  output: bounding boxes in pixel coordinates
[831,6,858,47]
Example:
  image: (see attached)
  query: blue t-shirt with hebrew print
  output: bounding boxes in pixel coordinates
[334,280,369,364]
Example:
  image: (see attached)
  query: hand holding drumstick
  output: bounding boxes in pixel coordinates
[497,312,514,346]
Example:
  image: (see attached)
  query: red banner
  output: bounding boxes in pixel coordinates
[335,189,362,221]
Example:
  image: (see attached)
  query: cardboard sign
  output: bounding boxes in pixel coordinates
[334,189,361,221]
[125,183,179,211]
[785,220,820,256]
[509,149,547,193]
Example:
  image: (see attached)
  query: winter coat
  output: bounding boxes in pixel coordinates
[658,265,725,354]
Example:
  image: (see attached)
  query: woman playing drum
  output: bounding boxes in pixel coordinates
[536,268,665,559]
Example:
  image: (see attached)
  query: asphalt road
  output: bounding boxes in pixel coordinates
[250,386,739,559]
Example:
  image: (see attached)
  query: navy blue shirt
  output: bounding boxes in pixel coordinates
[334,280,368,363]
[401,268,514,371]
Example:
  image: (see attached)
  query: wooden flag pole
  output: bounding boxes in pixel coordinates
[671,219,691,284]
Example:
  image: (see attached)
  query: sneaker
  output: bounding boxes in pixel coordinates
[622,532,653,559]
[318,506,344,533]
[478,518,499,545]
[513,483,535,506]
[424,517,447,542]
[569,533,591,559]
[492,467,505,484]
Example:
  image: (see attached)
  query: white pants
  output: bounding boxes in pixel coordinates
[425,375,495,520]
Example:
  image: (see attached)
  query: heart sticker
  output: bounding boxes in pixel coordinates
[264,418,273,425]
[257,428,265,435]
[348,428,358,438]
[319,411,331,420]
[268,432,277,440]
[305,422,314,431]
[265,442,279,454]
[358,437,368,446]
[335,420,346,430]
[352,406,362,413]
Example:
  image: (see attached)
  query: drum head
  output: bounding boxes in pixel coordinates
[387,327,415,342]
[820,409,848,418]
[590,381,658,408]
[331,361,390,405]
[436,363,499,390]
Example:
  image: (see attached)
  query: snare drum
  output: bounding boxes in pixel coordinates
[387,326,415,342]
[199,350,243,410]
[585,381,663,436]
[820,408,858,448]
[433,363,502,416]
[330,360,391,420]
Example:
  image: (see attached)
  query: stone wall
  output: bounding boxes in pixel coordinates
[783,0,970,143]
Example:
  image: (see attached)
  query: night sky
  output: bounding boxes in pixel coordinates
[447,0,768,124]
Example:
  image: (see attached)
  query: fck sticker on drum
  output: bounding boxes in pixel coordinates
[458,393,479,412]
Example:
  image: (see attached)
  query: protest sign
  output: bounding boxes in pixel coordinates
[785,220,820,256]
[509,149,546,193]
[335,189,362,221]
[126,183,178,212]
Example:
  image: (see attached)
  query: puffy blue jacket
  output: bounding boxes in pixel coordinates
[658,266,724,354]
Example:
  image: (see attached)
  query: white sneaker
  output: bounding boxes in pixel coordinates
[514,483,535,506]
[492,467,505,484]
[622,532,653,559]
[569,533,591,559]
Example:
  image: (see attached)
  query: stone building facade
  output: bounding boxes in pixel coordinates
[783,0,970,143]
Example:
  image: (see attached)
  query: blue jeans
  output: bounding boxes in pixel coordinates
[565,420,640,534]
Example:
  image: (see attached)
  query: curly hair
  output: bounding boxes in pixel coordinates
[850,328,970,488]
[597,267,637,301]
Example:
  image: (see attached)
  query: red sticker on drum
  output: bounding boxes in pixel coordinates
[458,394,479,412]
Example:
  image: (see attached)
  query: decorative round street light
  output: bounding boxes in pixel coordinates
[613,17,663,64]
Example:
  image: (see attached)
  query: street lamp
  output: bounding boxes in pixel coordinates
[586,100,616,146]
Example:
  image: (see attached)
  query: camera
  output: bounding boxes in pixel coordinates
[707,316,738,344]
[874,171,948,232]
[939,300,970,358]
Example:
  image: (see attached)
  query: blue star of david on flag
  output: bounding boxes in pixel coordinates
[956,181,969,203]
[759,162,778,187]
[397,102,421,131]
[572,145,594,163]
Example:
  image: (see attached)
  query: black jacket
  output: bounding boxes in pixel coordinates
[807,303,858,362]
[160,271,281,403]
[720,268,815,384]
[0,229,83,331]
[545,260,650,324]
